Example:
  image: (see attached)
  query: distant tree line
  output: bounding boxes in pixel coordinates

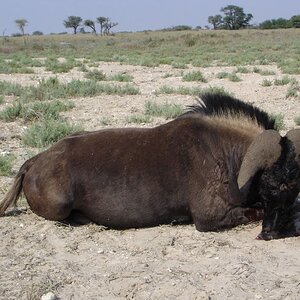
[63,16,118,35]
[259,15,300,29]
[9,7,300,37]
[208,5,300,30]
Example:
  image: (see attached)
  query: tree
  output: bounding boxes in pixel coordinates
[221,5,253,30]
[97,17,118,35]
[84,19,97,34]
[64,16,82,34]
[290,15,300,28]
[208,15,223,29]
[96,17,108,36]
[32,31,43,36]
[259,18,292,29]
[15,19,28,36]
[103,19,118,35]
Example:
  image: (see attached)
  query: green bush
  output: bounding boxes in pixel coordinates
[110,73,133,82]
[0,154,15,176]
[216,71,241,82]
[144,101,183,119]
[274,76,293,86]
[85,70,107,81]
[270,113,285,131]
[0,100,75,122]
[261,79,272,87]
[22,118,83,148]
[0,101,23,121]
[45,57,75,73]
[253,67,276,76]
[0,81,24,97]
[182,71,207,82]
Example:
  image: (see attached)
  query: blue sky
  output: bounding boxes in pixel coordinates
[0,0,299,35]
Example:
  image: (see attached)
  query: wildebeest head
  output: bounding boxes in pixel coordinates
[238,129,300,240]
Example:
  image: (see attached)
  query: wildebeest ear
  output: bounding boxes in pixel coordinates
[238,130,282,191]
[286,129,300,165]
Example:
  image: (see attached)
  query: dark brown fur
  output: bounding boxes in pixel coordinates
[1,94,299,239]
[0,114,262,231]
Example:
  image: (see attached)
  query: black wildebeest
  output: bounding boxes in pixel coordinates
[1,94,299,240]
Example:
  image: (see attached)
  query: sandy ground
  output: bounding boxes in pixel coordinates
[0,62,300,300]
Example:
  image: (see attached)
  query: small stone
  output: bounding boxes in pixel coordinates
[41,292,57,300]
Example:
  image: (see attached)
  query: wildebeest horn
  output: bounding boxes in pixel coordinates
[286,128,300,164]
[238,130,282,190]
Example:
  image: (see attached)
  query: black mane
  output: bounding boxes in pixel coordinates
[186,93,275,130]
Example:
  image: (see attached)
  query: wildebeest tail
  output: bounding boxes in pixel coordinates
[0,155,39,215]
[186,93,275,130]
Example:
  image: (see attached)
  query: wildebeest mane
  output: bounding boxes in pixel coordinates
[186,93,275,130]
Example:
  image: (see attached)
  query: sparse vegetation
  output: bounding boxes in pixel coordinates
[286,80,300,98]
[271,113,286,131]
[144,101,184,119]
[294,115,300,125]
[0,153,15,176]
[182,71,207,82]
[127,114,152,124]
[22,118,83,148]
[261,79,273,87]
[0,30,299,73]
[110,73,133,82]
[216,71,241,82]
[85,70,107,81]
[0,100,75,122]
[253,67,276,76]
[274,76,293,86]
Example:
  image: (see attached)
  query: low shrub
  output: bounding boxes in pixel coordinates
[0,153,15,176]
[182,71,207,82]
[22,118,83,148]
[144,101,183,119]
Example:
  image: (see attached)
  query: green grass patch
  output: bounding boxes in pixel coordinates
[9,77,140,102]
[286,80,299,98]
[270,113,285,131]
[45,57,77,73]
[110,73,133,82]
[235,66,251,74]
[0,80,24,97]
[2,30,300,73]
[261,79,273,87]
[172,62,187,69]
[0,153,15,176]
[216,71,241,82]
[182,71,207,82]
[127,114,152,124]
[274,76,293,86]
[84,70,107,81]
[22,118,83,148]
[294,115,300,125]
[144,101,184,119]
[0,100,75,122]
[155,85,232,97]
[99,117,112,126]
[0,95,5,105]
[253,67,276,76]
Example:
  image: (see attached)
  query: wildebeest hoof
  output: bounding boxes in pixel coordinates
[4,206,27,216]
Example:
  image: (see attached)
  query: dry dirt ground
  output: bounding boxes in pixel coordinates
[0,62,300,300]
